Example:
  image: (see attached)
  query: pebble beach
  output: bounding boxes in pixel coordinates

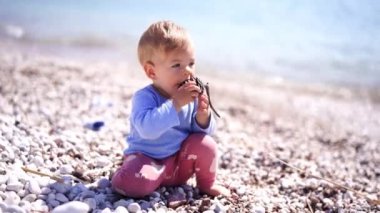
[1,46,380,213]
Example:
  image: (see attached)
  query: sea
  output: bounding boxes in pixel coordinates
[0,0,379,88]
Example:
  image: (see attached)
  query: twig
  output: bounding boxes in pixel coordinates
[306,192,314,213]
[22,166,64,183]
[22,166,89,184]
[266,153,380,206]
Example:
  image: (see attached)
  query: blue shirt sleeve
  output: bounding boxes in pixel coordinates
[130,90,180,139]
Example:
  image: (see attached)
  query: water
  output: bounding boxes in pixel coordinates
[1,0,379,88]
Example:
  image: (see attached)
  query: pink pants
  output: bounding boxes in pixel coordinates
[111,133,218,198]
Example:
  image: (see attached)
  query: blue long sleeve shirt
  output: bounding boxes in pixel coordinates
[124,84,216,159]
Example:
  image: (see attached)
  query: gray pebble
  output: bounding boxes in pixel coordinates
[55,193,69,203]
[97,178,111,189]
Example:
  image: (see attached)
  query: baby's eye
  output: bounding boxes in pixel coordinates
[189,62,195,67]
[171,63,180,68]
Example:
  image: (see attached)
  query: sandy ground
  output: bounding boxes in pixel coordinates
[1,45,380,212]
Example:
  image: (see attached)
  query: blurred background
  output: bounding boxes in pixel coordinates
[1,0,379,88]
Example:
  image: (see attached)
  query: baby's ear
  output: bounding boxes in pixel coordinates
[143,61,156,80]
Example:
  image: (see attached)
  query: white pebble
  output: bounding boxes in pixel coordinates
[251,205,265,213]
[52,201,90,213]
[4,191,20,206]
[59,165,74,175]
[323,198,334,208]
[115,206,129,213]
[0,175,8,185]
[114,199,132,208]
[6,181,24,192]
[101,207,112,213]
[32,156,45,167]
[127,202,141,213]
[280,178,295,189]
[236,186,246,195]
[27,179,42,194]
[6,205,25,213]
[96,156,111,167]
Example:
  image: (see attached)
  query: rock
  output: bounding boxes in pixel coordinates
[0,175,8,185]
[6,181,24,192]
[22,194,37,203]
[100,207,112,213]
[114,206,129,213]
[97,178,111,189]
[55,193,69,203]
[4,191,20,206]
[59,165,74,175]
[52,201,90,213]
[323,198,334,209]
[83,198,97,210]
[6,205,26,213]
[27,179,41,194]
[127,202,141,213]
[251,205,265,213]
[114,199,133,208]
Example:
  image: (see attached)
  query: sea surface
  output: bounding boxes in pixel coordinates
[1,0,379,88]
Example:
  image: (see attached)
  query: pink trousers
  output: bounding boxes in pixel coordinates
[111,133,218,198]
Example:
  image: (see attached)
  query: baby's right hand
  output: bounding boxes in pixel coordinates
[172,81,201,111]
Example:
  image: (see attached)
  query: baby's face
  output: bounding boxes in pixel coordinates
[152,46,195,98]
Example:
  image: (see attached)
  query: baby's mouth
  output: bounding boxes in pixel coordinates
[177,77,195,88]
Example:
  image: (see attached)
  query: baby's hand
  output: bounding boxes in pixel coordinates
[172,81,201,111]
[195,92,211,128]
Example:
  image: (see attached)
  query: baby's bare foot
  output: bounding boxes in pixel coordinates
[202,184,231,197]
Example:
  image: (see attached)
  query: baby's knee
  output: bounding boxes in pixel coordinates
[187,134,217,150]
[111,173,158,198]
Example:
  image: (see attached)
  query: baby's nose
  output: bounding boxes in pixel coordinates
[184,66,194,76]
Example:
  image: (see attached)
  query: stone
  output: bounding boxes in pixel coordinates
[97,178,111,189]
[59,165,74,175]
[251,205,265,213]
[127,202,141,213]
[51,201,90,213]
[114,206,129,213]
[27,179,42,194]
[6,181,24,192]
[55,193,69,203]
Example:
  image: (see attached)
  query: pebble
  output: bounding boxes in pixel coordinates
[59,165,74,175]
[114,206,129,213]
[127,202,141,213]
[51,201,90,213]
[27,179,41,194]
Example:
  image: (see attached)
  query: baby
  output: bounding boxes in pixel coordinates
[111,20,230,199]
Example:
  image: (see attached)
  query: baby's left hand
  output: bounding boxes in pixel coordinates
[196,92,211,128]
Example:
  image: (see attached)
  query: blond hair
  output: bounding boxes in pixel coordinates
[137,20,192,65]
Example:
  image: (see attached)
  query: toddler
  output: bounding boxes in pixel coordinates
[111,20,230,198]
